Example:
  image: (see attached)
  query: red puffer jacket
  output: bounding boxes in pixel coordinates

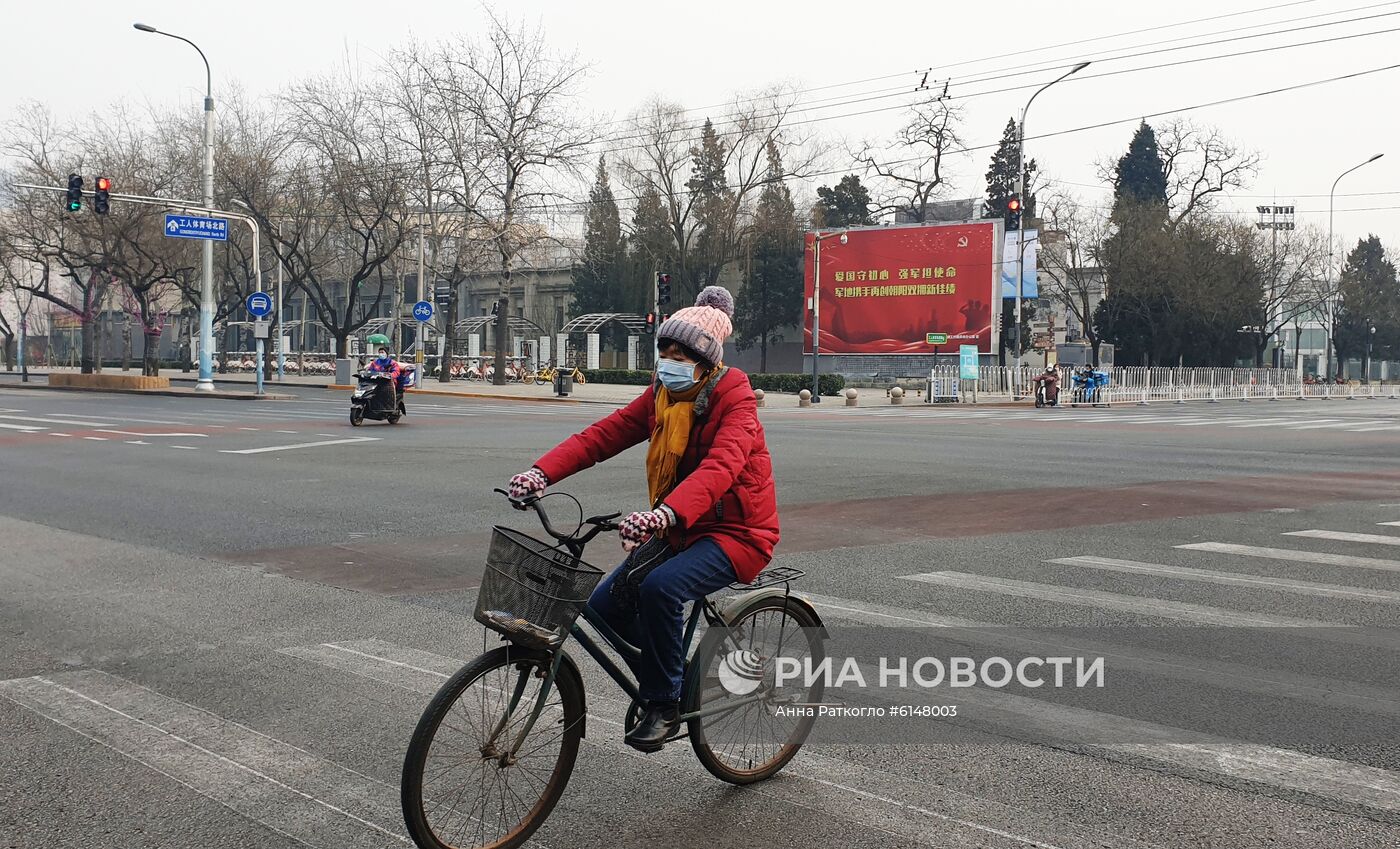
[532,367,778,584]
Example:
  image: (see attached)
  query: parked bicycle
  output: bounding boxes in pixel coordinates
[529,362,588,386]
[400,490,825,849]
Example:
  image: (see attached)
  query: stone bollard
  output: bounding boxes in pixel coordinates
[754,388,765,407]
[844,388,858,407]
[799,388,812,408]
[891,386,905,405]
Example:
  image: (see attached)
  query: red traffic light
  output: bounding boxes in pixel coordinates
[1007,197,1021,212]
[95,177,112,192]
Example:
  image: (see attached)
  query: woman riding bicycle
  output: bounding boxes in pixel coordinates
[508,286,778,752]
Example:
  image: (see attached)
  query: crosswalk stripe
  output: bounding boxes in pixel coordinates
[1285,529,1400,547]
[280,640,1116,849]
[1347,424,1400,432]
[1379,521,1400,527]
[802,592,1400,719]
[1176,542,1400,573]
[1049,556,1400,603]
[0,670,409,847]
[897,571,1334,627]
[900,572,1399,653]
[1289,420,1389,430]
[0,422,46,431]
[288,637,1400,819]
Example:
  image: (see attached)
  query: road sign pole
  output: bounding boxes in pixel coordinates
[255,336,264,396]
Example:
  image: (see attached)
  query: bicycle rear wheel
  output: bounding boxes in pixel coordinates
[683,595,825,784]
[401,645,584,849]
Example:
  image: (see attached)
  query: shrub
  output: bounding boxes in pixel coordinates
[580,368,653,386]
[746,372,844,396]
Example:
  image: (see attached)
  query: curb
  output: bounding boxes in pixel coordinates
[0,381,296,401]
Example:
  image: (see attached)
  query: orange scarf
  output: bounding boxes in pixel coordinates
[645,369,710,506]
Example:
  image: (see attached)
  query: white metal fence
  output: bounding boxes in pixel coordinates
[921,365,1399,404]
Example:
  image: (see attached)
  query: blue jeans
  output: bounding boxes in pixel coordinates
[588,537,736,703]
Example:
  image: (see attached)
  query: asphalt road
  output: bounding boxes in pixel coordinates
[3,383,1400,848]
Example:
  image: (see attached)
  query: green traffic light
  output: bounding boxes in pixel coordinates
[67,201,81,212]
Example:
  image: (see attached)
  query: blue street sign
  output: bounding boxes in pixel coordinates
[246,292,273,318]
[164,213,229,241]
[412,300,434,322]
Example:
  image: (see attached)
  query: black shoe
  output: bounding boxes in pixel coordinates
[624,701,680,752]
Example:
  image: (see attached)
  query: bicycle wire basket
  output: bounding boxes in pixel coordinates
[474,526,604,648]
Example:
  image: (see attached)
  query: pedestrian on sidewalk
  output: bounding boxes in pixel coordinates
[507,286,779,752]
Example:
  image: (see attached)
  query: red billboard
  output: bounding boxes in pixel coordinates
[803,220,999,354]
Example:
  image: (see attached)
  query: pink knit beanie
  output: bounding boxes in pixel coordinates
[656,286,734,366]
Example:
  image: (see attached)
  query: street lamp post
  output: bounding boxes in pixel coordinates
[810,230,847,402]
[1325,153,1383,380]
[1014,61,1089,394]
[134,22,217,392]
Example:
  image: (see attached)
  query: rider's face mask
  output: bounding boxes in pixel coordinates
[656,356,698,392]
[378,349,389,360]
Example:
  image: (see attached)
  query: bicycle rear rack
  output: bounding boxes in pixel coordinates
[728,565,805,592]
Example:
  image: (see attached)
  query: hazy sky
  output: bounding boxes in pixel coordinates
[5,0,1398,251]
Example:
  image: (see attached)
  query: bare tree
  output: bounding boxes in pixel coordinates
[1037,190,1111,364]
[1238,223,1328,367]
[858,95,964,222]
[1096,119,1259,229]
[428,13,593,384]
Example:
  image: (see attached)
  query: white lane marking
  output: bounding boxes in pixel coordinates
[1290,420,1388,430]
[1177,542,1400,573]
[0,671,409,847]
[124,441,150,446]
[48,433,71,438]
[285,640,1089,849]
[50,413,189,425]
[82,436,108,442]
[1347,424,1400,432]
[1285,529,1400,547]
[218,437,380,455]
[238,427,259,431]
[1380,521,1400,527]
[897,572,1334,627]
[0,422,46,431]
[0,414,114,427]
[95,430,209,439]
[1226,419,1325,428]
[275,430,297,434]
[1050,556,1400,603]
[170,445,200,451]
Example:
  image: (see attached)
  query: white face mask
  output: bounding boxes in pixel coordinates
[656,358,697,392]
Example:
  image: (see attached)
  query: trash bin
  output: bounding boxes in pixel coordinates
[553,371,573,397]
[335,358,353,385]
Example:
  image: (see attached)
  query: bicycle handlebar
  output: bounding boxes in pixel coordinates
[492,488,621,548]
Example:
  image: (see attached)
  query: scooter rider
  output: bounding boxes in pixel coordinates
[365,334,403,407]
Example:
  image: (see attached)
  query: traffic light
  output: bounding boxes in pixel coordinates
[94,177,111,215]
[645,311,655,334]
[1006,195,1022,230]
[490,300,500,316]
[656,272,672,306]
[64,174,83,212]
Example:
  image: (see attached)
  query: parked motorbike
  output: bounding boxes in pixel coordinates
[351,370,409,426]
[1070,367,1111,407]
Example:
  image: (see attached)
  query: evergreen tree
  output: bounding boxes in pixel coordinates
[984,117,1038,364]
[735,140,803,372]
[1111,121,1169,220]
[985,117,1036,224]
[686,119,735,300]
[813,175,874,228]
[1333,235,1399,375]
[623,183,676,315]
[571,156,623,316]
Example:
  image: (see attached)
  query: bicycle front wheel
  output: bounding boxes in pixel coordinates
[401,645,584,849]
[684,595,825,785]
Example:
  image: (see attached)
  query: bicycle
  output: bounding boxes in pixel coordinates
[532,363,586,386]
[400,490,825,849]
